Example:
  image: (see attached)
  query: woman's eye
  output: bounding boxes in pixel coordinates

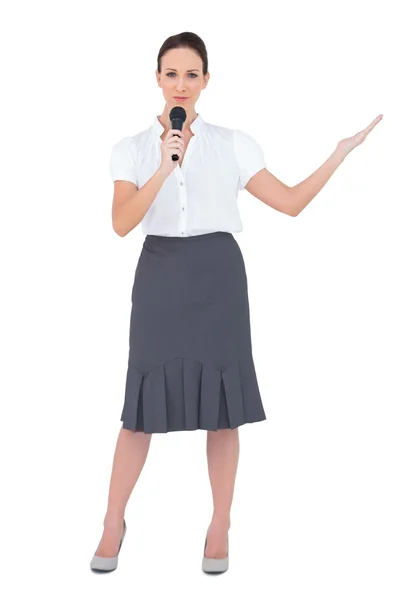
[166,73,198,78]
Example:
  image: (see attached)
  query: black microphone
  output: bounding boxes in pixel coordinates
[169,106,186,161]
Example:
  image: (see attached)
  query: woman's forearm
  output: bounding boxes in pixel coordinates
[113,170,168,236]
[290,148,347,216]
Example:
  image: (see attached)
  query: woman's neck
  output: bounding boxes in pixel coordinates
[158,109,198,134]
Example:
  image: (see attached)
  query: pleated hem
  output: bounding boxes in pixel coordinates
[120,355,266,434]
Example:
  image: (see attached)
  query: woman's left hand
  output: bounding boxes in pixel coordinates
[336,114,383,158]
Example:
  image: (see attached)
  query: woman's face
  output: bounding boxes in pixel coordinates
[156,47,209,113]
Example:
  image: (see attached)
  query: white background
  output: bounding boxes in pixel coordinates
[1,0,399,598]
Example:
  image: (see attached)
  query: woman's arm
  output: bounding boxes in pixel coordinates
[245,114,383,217]
[289,148,346,216]
[112,170,168,237]
[291,114,383,216]
[245,149,345,216]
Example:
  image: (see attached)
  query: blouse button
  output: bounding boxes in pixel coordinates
[180,181,184,186]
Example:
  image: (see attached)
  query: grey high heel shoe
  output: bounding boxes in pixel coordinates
[202,533,229,574]
[90,519,127,572]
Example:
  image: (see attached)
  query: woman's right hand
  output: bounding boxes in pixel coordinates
[158,129,184,177]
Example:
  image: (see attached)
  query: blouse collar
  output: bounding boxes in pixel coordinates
[153,112,204,138]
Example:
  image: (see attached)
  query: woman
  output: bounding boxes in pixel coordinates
[90,32,382,574]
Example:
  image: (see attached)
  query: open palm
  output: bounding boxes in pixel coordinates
[336,114,383,157]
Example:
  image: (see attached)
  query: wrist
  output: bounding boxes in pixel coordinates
[332,147,347,165]
[155,169,168,181]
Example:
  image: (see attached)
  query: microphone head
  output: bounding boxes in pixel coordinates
[169,106,186,123]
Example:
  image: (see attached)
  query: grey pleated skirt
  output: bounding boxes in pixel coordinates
[120,231,266,433]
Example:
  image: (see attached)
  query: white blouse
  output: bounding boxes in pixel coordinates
[109,113,266,237]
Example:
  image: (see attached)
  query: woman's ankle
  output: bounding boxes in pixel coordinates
[211,513,231,529]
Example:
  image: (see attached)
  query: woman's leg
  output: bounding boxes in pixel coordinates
[205,427,240,558]
[94,425,152,557]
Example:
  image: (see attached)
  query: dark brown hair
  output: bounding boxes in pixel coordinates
[157,32,208,76]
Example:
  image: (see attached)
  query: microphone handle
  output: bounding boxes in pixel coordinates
[172,132,180,161]
[171,118,183,161]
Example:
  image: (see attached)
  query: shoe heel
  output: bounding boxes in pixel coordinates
[90,519,127,572]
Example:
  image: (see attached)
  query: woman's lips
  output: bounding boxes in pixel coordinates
[173,97,188,100]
